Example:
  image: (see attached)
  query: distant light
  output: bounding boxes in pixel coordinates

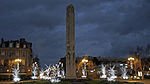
[138,71,142,77]
[128,57,134,61]
[15,59,22,62]
[7,69,9,72]
[146,73,150,76]
[59,62,61,64]
[34,62,37,64]
[90,70,94,72]
[120,64,123,66]
[82,59,88,63]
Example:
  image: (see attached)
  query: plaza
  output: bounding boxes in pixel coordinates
[0,1,150,84]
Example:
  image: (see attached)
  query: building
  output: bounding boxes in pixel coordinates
[0,38,33,76]
[128,46,150,79]
[59,56,128,79]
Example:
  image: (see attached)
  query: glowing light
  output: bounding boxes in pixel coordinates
[128,57,134,69]
[12,68,20,82]
[107,65,117,81]
[31,64,38,79]
[7,69,9,72]
[138,71,142,77]
[81,59,88,78]
[100,64,107,78]
[82,59,88,63]
[15,59,22,62]
[128,57,134,61]
[121,67,128,79]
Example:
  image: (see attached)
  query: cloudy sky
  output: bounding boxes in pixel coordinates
[0,0,150,65]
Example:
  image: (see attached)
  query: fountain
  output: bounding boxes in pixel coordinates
[50,64,61,83]
[39,68,45,79]
[31,64,38,79]
[39,64,61,83]
[44,64,51,80]
[120,67,128,79]
[107,65,117,81]
[100,64,107,78]
[12,67,20,82]
[56,64,61,78]
[61,68,65,78]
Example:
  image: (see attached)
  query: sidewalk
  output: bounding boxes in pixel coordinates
[0,80,40,84]
[119,79,150,84]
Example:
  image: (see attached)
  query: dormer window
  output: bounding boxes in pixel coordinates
[23,44,26,48]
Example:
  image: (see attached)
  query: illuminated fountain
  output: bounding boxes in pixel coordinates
[121,67,128,79]
[50,65,61,83]
[56,64,61,78]
[107,65,117,81]
[39,68,45,79]
[31,64,38,79]
[12,68,20,82]
[100,64,107,78]
[39,64,61,83]
[44,64,51,80]
[61,69,65,78]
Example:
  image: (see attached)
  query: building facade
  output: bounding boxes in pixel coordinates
[59,56,128,79]
[0,38,33,75]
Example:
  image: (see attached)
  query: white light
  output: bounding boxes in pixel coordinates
[107,65,117,81]
[31,64,38,79]
[12,68,20,82]
[100,64,107,79]
[121,67,128,79]
[120,64,123,66]
[90,70,94,72]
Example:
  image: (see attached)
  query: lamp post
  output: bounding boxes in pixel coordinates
[128,57,134,69]
[81,58,88,78]
[15,59,22,70]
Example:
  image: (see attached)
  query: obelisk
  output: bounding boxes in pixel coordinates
[66,4,76,79]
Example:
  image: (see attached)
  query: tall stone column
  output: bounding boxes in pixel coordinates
[66,4,76,79]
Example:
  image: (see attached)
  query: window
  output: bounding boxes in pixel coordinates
[1,51,5,55]
[9,43,13,48]
[23,44,26,48]
[1,60,4,65]
[8,52,11,57]
[23,52,26,57]
[16,43,20,48]
[16,52,19,56]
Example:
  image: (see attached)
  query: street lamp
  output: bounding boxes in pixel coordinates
[128,57,134,69]
[82,59,88,63]
[15,59,22,70]
[81,58,88,78]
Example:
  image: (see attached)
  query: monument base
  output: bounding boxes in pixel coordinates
[66,76,77,79]
[61,78,90,82]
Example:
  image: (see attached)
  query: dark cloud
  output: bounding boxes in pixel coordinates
[0,0,150,66]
